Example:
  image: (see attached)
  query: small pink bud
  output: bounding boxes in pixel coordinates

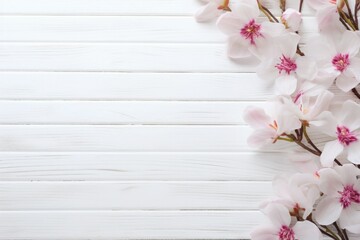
[281,8,302,32]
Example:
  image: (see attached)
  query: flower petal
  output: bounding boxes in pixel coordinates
[337,31,360,57]
[296,56,317,81]
[340,100,360,130]
[263,203,291,229]
[250,225,277,240]
[275,74,298,95]
[336,73,360,92]
[314,196,343,225]
[293,221,323,240]
[347,141,360,164]
[226,35,252,58]
[320,140,344,167]
[243,106,271,129]
[318,167,343,195]
[195,2,220,22]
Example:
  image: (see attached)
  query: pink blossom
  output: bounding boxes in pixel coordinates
[304,31,360,92]
[257,33,317,95]
[313,100,360,166]
[260,173,320,219]
[251,203,322,240]
[281,90,334,123]
[243,102,301,148]
[216,0,285,58]
[315,164,360,233]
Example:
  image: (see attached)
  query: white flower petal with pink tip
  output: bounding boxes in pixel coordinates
[251,203,322,240]
[315,165,360,231]
[216,3,284,59]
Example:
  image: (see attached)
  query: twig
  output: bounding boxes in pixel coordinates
[352,87,360,99]
[299,0,304,13]
[334,222,347,240]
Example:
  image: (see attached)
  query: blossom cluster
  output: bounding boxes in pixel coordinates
[196,0,360,239]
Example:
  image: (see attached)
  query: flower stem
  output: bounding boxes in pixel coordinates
[352,87,360,99]
[334,222,348,240]
[299,0,304,12]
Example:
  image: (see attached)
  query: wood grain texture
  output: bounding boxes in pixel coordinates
[0,152,292,181]
[0,211,264,239]
[0,125,329,152]
[0,1,320,239]
[0,100,265,125]
[0,43,261,72]
[0,181,272,210]
[0,0,314,16]
[0,16,316,43]
[0,72,274,100]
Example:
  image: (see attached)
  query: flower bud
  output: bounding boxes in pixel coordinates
[281,8,302,32]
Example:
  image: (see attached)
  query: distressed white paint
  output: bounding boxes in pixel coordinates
[0,1,318,239]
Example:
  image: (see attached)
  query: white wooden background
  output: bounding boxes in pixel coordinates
[0,1,317,239]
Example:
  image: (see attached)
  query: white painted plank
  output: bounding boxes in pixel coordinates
[0,43,259,72]
[0,101,265,125]
[0,182,271,210]
[0,72,275,101]
[0,211,263,239]
[0,0,313,16]
[0,152,291,181]
[0,125,329,152]
[0,16,316,43]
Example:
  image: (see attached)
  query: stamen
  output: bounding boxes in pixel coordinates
[275,55,297,75]
[339,185,360,208]
[337,126,358,146]
[332,53,350,72]
[278,225,295,240]
[240,19,262,45]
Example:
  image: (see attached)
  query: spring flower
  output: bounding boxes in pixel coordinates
[260,173,320,219]
[257,33,317,95]
[315,164,360,232]
[195,0,231,22]
[304,31,360,92]
[243,102,301,147]
[281,8,302,32]
[216,0,285,58]
[251,203,323,240]
[281,89,334,124]
[313,100,360,166]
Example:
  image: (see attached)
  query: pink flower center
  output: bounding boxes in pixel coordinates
[337,126,358,146]
[240,19,262,45]
[332,53,350,72]
[278,225,295,240]
[275,55,297,75]
[339,185,360,208]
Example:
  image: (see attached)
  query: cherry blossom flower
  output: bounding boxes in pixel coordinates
[313,100,360,166]
[195,0,231,22]
[281,8,302,32]
[257,33,317,95]
[251,203,323,240]
[315,164,360,232]
[260,173,320,219]
[243,102,301,147]
[216,0,285,58]
[281,89,334,124]
[304,31,360,92]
